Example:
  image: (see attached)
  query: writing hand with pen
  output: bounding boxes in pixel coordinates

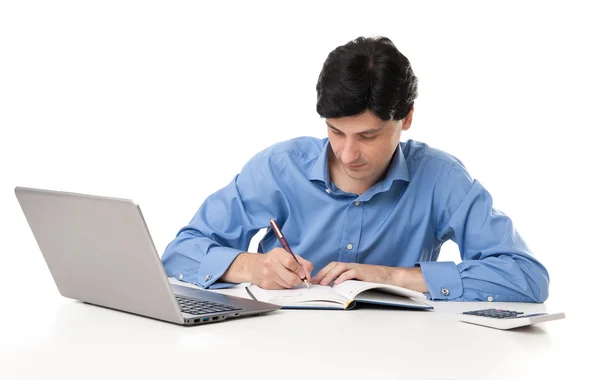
[221,219,313,290]
[250,219,313,290]
[252,247,313,290]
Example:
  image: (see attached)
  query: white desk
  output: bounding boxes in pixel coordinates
[0,278,584,380]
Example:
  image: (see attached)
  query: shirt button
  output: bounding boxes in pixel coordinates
[346,243,353,250]
[441,288,450,296]
[487,296,493,302]
[178,274,183,280]
[204,274,212,281]
[354,201,360,206]
[325,188,331,193]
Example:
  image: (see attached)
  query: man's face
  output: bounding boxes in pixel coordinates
[326,109,412,186]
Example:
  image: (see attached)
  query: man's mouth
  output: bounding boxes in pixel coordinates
[345,163,365,170]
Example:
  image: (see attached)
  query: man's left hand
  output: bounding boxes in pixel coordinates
[311,262,394,286]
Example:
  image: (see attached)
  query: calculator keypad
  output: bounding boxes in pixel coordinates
[462,309,524,319]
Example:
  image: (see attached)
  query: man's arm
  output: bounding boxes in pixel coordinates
[161,153,287,289]
[420,161,549,303]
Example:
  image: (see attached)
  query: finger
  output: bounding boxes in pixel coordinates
[260,279,286,290]
[287,255,307,278]
[280,254,312,284]
[270,250,303,286]
[311,262,338,284]
[274,259,303,287]
[319,264,349,286]
[302,260,314,283]
[333,269,358,285]
[272,268,298,288]
[278,251,302,273]
[262,262,296,289]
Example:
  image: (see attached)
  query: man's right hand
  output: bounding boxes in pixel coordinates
[222,249,313,290]
[251,248,313,289]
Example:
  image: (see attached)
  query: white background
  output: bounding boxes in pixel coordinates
[1,0,598,340]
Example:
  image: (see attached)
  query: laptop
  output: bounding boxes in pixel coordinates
[14,186,281,325]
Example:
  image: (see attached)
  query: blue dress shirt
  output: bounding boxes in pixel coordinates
[161,137,549,302]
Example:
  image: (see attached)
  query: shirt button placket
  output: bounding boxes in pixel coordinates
[338,199,363,263]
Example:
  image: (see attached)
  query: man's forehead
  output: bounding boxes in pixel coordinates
[325,118,389,133]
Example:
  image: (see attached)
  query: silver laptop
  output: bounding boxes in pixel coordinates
[14,186,280,325]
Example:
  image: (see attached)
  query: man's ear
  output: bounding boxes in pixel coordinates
[401,106,414,131]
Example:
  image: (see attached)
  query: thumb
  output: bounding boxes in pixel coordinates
[297,256,313,282]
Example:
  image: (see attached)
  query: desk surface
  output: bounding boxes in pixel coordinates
[0,278,585,380]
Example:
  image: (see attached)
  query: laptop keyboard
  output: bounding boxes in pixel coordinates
[176,295,242,315]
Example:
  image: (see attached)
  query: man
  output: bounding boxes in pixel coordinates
[162,36,549,302]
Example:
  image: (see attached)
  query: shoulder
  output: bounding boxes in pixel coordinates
[401,139,472,181]
[244,136,326,170]
[265,136,326,160]
[402,139,462,166]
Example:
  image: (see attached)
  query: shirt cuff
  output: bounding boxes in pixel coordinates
[418,261,463,300]
[197,246,246,288]
[167,247,245,289]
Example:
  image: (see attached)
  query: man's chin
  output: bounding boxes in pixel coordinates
[342,168,372,181]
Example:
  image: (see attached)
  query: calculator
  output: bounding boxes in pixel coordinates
[457,308,565,330]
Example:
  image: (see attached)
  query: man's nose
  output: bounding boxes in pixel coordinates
[341,139,360,163]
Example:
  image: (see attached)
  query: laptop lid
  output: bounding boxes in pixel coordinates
[14,186,184,324]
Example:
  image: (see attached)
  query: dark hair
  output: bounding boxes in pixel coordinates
[316,36,418,121]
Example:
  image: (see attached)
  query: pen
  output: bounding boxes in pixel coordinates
[269,218,310,288]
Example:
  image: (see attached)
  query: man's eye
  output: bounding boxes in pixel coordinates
[331,129,343,135]
[360,134,376,140]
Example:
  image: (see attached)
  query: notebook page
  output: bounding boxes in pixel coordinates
[246,284,348,305]
[332,280,427,300]
[331,280,374,300]
[353,290,430,308]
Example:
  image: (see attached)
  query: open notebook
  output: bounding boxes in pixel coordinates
[245,280,433,310]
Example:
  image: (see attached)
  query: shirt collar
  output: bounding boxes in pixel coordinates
[308,139,332,183]
[308,138,411,187]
